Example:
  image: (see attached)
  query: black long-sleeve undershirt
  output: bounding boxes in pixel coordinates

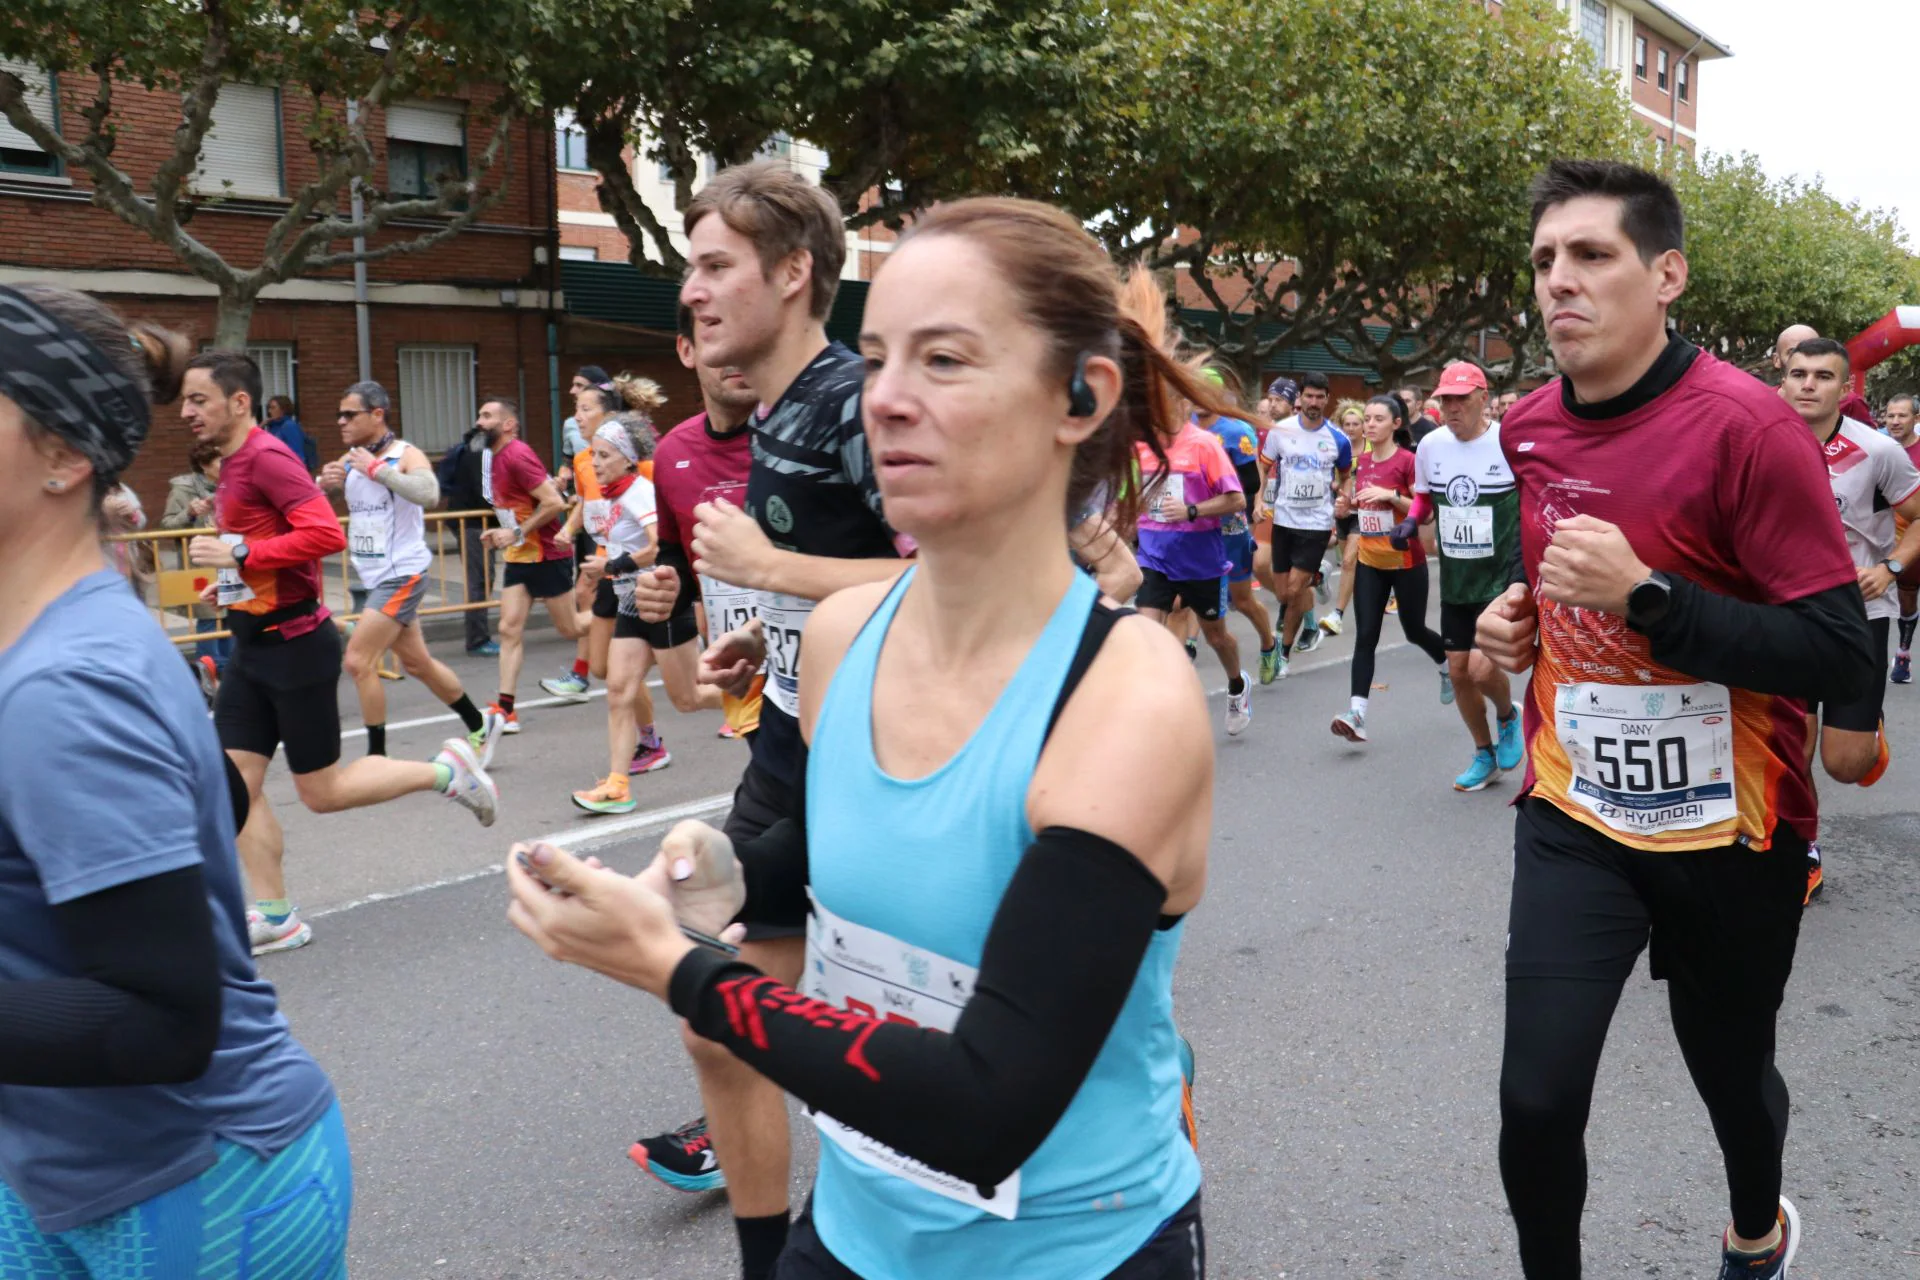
[672,824,1170,1191]
[1635,576,1876,706]
[0,866,222,1087]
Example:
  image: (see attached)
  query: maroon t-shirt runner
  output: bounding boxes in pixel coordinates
[215,428,344,639]
[485,437,569,564]
[653,410,754,631]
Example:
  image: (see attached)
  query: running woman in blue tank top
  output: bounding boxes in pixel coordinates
[509,199,1243,1278]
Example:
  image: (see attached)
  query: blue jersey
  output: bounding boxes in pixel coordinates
[1203,415,1261,535]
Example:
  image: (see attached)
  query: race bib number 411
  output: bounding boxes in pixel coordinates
[804,895,1021,1218]
[1555,681,1736,836]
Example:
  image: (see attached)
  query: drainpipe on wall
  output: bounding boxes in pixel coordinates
[346,99,372,382]
[545,116,564,464]
[1670,32,1707,151]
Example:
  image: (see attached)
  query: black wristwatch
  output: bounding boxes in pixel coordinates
[1185,503,1198,523]
[1883,557,1904,577]
[1626,570,1672,630]
[230,541,250,568]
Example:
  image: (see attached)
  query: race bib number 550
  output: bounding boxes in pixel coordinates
[1555,681,1736,836]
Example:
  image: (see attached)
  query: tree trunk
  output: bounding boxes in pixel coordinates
[212,288,259,350]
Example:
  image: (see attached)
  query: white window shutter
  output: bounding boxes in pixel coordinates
[396,345,477,454]
[386,101,465,147]
[0,61,57,153]
[193,83,282,198]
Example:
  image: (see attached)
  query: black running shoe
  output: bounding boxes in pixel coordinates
[629,1116,726,1193]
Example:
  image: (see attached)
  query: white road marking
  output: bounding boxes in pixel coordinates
[338,681,665,740]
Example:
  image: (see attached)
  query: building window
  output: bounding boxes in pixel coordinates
[1634,36,1648,79]
[1579,0,1607,64]
[193,83,283,198]
[1677,57,1690,103]
[557,245,598,262]
[555,110,590,171]
[387,101,467,199]
[247,344,297,411]
[0,61,60,176]
[396,345,476,454]
[1656,49,1670,91]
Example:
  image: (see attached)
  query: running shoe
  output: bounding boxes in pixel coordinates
[1295,614,1323,653]
[1495,708,1524,772]
[1271,651,1290,680]
[194,655,219,704]
[1225,675,1252,737]
[1314,566,1332,604]
[630,742,673,774]
[540,672,592,703]
[1804,856,1824,905]
[1177,1034,1199,1152]
[1856,721,1891,787]
[1258,645,1281,685]
[630,1117,726,1193]
[716,723,739,739]
[470,707,508,770]
[1331,710,1368,743]
[1892,652,1913,684]
[1716,1195,1799,1278]
[466,639,500,657]
[1386,595,1399,615]
[573,772,637,815]
[435,737,498,827]
[1439,668,1455,705]
[486,703,521,735]
[1454,746,1500,792]
[247,908,312,956]
[1318,609,1343,637]
[1184,637,1199,663]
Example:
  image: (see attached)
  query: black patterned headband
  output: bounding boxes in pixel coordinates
[0,284,151,481]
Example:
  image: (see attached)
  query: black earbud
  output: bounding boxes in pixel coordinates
[1067,351,1097,418]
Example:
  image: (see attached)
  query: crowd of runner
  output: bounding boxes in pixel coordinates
[1,155,1912,1280]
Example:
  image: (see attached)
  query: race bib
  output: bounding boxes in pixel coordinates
[494,506,536,564]
[1154,473,1191,523]
[1437,504,1494,558]
[347,510,388,560]
[1357,507,1394,536]
[1285,471,1328,504]
[702,578,757,642]
[1555,681,1737,836]
[215,533,255,607]
[1261,476,1280,508]
[803,894,1021,1218]
[759,591,814,717]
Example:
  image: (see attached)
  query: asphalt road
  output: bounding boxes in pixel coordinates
[261,603,1920,1279]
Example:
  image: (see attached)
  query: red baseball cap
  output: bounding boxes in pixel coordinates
[1433,361,1488,396]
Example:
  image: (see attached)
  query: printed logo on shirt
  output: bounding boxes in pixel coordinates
[767,494,794,534]
[676,459,692,468]
[1446,475,1480,506]
[1517,441,1536,452]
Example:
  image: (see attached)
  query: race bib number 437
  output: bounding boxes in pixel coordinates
[1555,681,1736,836]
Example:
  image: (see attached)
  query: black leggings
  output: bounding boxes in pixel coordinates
[1499,800,1806,1277]
[1349,561,1448,698]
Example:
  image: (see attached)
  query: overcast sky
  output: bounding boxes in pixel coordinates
[1680,0,1915,242]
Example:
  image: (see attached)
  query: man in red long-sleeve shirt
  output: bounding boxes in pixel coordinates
[183,352,497,956]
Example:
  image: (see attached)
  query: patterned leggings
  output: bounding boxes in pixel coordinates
[0,1103,351,1280]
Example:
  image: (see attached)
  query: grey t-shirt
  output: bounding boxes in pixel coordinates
[1823,417,1920,620]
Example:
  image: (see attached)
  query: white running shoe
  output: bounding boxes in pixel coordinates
[539,672,592,703]
[436,736,498,827]
[1331,710,1368,742]
[247,908,313,956]
[1225,673,1252,737]
[1318,610,1344,636]
[470,708,508,770]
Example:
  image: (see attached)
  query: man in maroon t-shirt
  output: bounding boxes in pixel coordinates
[182,352,497,956]
[475,397,579,732]
[1477,161,1876,1279]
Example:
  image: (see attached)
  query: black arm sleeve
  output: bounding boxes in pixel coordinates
[1636,577,1877,704]
[0,867,222,1087]
[1234,462,1262,504]
[670,826,1169,1189]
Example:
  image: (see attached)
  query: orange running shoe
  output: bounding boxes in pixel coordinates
[485,703,521,735]
[572,773,635,815]
[1857,721,1891,787]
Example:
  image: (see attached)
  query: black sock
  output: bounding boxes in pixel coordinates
[734,1212,790,1280]
[498,692,515,715]
[1900,613,1918,651]
[1282,642,1292,658]
[1228,673,1246,695]
[449,694,484,734]
[367,724,387,756]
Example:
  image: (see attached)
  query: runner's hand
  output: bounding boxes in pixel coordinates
[1388,518,1419,550]
[188,535,237,568]
[582,555,608,579]
[628,565,682,622]
[345,447,379,478]
[1540,514,1649,615]
[1477,583,1539,673]
[691,498,775,591]
[481,527,516,551]
[644,821,748,942]
[318,461,348,493]
[699,618,766,698]
[188,496,216,520]
[1856,562,1895,601]
[507,842,693,999]
[1356,486,1397,506]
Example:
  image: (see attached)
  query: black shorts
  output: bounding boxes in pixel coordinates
[1816,615,1889,732]
[775,1192,1202,1279]
[1334,513,1359,541]
[591,577,620,619]
[1136,567,1225,621]
[215,622,344,775]
[573,531,596,563]
[1507,797,1807,1013]
[725,761,805,941]
[1438,598,1493,653]
[615,609,701,649]
[1270,525,1331,575]
[502,557,574,601]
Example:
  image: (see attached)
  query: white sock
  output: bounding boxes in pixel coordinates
[1351,696,1369,718]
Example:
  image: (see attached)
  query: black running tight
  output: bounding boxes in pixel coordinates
[1349,561,1448,698]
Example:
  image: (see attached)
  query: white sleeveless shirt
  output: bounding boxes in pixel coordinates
[345,441,432,588]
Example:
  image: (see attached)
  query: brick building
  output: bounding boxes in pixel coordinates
[1552,0,1731,156]
[0,61,564,515]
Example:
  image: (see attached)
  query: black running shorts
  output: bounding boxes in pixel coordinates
[215,623,344,776]
[725,761,805,941]
[502,557,575,601]
[1137,567,1225,621]
[1438,598,1494,654]
[1270,524,1331,575]
[615,610,701,649]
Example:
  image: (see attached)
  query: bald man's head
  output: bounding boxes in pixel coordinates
[1774,324,1819,368]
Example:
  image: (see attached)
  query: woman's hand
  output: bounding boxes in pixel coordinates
[698,618,766,698]
[1356,485,1398,506]
[506,842,693,998]
[644,820,749,942]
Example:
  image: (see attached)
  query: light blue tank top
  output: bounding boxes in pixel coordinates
[806,567,1200,1279]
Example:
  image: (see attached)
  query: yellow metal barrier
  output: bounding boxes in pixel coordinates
[111,510,501,647]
